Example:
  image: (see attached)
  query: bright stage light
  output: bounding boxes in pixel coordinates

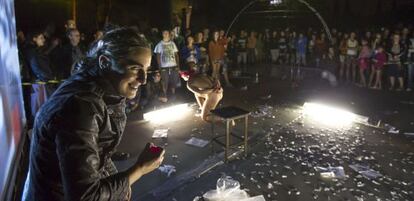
[143,103,192,124]
[270,0,283,5]
[303,102,356,126]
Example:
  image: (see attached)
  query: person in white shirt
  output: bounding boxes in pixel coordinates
[154,30,180,96]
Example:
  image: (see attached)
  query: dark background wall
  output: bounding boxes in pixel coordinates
[14,0,414,35]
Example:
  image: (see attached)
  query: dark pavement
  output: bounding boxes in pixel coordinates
[115,64,414,201]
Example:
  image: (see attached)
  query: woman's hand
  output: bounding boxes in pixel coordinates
[136,143,165,175]
[127,143,165,185]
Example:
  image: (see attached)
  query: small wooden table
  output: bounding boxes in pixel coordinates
[210,106,250,162]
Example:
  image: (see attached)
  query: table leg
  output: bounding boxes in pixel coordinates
[211,115,215,154]
[225,120,230,162]
[244,116,248,157]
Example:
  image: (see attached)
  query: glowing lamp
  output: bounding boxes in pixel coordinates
[303,102,356,126]
[143,104,192,124]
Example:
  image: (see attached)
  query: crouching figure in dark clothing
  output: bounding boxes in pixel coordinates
[23,27,165,201]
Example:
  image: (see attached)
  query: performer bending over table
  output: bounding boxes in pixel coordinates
[180,63,223,122]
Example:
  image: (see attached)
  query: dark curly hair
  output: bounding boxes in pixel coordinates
[74,26,150,74]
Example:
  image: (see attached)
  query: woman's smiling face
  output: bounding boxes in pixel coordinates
[115,48,152,99]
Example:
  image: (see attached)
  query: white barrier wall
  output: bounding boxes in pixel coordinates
[0,0,26,199]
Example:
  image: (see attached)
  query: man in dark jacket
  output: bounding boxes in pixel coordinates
[57,28,86,79]
[23,27,164,201]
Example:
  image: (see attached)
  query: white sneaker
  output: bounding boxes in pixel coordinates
[407,88,412,92]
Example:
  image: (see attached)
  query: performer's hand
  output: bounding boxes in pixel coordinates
[214,87,223,94]
[213,80,221,90]
[158,97,168,103]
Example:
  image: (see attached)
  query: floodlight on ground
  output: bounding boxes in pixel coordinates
[303,102,356,126]
[143,103,192,124]
[270,0,283,5]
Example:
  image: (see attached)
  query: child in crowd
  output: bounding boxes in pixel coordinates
[357,39,371,87]
[371,46,387,89]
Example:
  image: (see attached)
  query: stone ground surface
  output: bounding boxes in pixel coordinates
[115,64,414,201]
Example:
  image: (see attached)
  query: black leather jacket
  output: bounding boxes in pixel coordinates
[24,44,55,82]
[23,71,130,201]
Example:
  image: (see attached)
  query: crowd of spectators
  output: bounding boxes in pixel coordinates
[17,19,414,126]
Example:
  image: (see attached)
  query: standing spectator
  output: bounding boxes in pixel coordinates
[288,31,298,65]
[371,46,387,89]
[58,28,85,79]
[203,28,210,43]
[227,33,238,65]
[314,33,328,68]
[181,35,201,70]
[263,29,272,63]
[269,31,279,64]
[401,27,410,47]
[91,29,104,45]
[237,30,248,72]
[338,33,349,82]
[256,33,265,63]
[218,29,228,49]
[60,19,77,44]
[154,30,181,96]
[365,31,373,45]
[64,19,76,30]
[219,30,234,87]
[194,32,209,73]
[171,29,185,50]
[296,33,308,66]
[17,30,26,50]
[406,32,414,91]
[209,30,225,80]
[368,33,383,86]
[278,31,288,65]
[382,28,391,45]
[330,28,339,48]
[357,39,371,87]
[308,33,316,66]
[246,31,257,65]
[24,31,55,118]
[148,28,161,49]
[386,33,405,90]
[346,32,359,83]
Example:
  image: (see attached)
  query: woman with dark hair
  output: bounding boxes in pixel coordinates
[194,31,210,73]
[23,27,164,201]
[208,30,225,80]
[24,31,56,117]
[181,35,201,71]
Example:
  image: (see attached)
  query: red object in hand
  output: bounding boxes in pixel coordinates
[149,144,162,154]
